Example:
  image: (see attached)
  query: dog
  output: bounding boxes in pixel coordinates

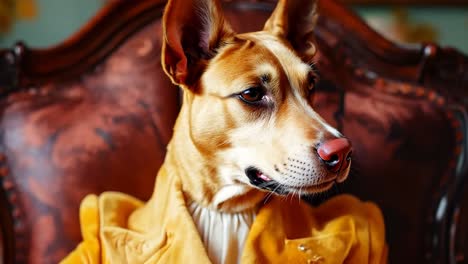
[161,0,352,259]
[62,0,387,263]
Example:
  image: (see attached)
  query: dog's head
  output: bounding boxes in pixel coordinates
[162,0,352,210]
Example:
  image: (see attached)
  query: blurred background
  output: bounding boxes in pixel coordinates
[0,0,467,53]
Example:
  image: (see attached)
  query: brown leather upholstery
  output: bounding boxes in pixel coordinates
[0,0,466,263]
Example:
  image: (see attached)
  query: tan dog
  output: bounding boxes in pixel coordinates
[161,0,352,261]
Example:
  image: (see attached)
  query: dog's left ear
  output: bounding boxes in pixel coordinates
[162,0,234,88]
[264,0,318,61]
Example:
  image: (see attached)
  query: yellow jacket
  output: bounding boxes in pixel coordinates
[62,166,387,263]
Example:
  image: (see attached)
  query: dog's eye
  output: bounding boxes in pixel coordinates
[239,87,265,103]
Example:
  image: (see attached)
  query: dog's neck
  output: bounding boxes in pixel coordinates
[164,94,265,213]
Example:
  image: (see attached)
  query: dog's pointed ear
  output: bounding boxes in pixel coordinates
[263,0,318,61]
[162,0,234,88]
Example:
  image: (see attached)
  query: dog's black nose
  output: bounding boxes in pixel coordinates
[317,138,352,172]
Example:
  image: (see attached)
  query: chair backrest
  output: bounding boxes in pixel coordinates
[0,0,466,263]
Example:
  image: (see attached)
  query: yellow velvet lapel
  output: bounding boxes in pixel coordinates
[61,165,387,264]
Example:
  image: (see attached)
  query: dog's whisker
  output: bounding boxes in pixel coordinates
[298,186,303,203]
[263,185,280,204]
[288,191,294,203]
[263,193,274,205]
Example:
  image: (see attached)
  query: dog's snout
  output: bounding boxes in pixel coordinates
[316,138,352,172]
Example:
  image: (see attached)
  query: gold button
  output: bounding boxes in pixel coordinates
[298,244,308,251]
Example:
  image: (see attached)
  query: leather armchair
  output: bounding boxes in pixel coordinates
[0,0,466,263]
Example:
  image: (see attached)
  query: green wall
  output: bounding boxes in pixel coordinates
[355,6,468,54]
[0,0,102,48]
